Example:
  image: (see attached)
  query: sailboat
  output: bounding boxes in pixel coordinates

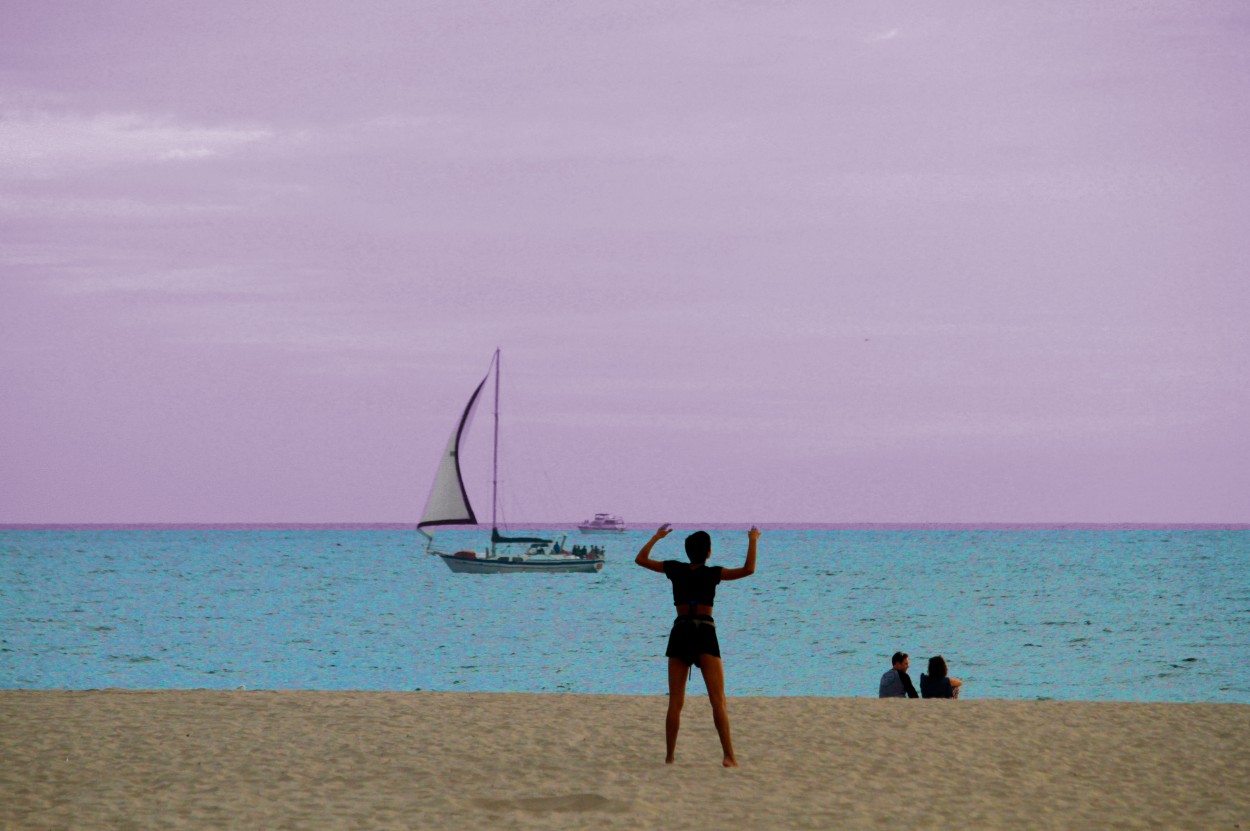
[417,349,606,574]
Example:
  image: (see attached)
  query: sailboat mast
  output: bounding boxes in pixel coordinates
[491,347,500,554]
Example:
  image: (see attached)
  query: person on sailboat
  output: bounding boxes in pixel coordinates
[635,523,759,767]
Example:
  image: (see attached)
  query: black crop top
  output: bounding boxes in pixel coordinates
[663,561,723,608]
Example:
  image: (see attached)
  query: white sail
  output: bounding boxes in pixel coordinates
[417,372,488,530]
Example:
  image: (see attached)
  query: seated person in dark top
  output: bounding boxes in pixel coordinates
[920,654,963,699]
[879,651,919,698]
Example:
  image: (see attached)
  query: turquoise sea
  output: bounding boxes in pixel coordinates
[1,527,1247,702]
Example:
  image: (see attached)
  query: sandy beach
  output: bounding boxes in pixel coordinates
[2,691,1247,830]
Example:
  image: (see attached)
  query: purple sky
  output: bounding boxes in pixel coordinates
[2,2,1248,523]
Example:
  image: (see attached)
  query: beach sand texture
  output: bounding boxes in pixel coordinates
[2,691,1247,830]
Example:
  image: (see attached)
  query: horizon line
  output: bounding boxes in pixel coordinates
[3,522,1248,531]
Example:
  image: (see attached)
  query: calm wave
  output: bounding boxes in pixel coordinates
[1,528,1246,702]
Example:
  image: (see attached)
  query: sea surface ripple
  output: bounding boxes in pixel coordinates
[1,528,1246,702]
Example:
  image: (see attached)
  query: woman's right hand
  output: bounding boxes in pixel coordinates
[748,525,761,542]
[654,523,673,539]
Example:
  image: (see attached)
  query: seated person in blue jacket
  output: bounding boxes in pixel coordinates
[879,651,919,698]
[920,654,963,699]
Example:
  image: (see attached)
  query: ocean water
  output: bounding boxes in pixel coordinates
[1,527,1247,702]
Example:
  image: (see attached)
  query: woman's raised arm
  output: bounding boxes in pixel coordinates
[634,523,673,573]
[720,526,759,581]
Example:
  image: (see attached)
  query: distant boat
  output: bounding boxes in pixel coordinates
[578,513,626,533]
[417,349,605,574]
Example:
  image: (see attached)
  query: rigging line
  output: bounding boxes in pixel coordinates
[504,387,558,527]
[491,347,500,535]
[497,477,510,530]
[492,360,562,533]
[497,423,559,530]
[533,445,560,526]
[495,444,524,533]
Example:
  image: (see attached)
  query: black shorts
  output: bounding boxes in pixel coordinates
[665,615,720,667]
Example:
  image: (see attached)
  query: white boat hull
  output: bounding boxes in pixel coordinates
[577,526,625,533]
[438,553,604,574]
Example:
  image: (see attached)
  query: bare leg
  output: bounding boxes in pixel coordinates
[698,655,738,767]
[665,657,688,763]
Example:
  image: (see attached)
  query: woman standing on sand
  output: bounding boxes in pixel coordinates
[635,523,759,767]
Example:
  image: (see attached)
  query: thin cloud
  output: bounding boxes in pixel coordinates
[161,147,216,160]
[0,192,244,219]
[43,265,289,298]
[865,28,900,43]
[0,109,273,178]
[324,110,756,165]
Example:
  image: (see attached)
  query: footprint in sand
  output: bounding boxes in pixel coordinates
[475,794,630,813]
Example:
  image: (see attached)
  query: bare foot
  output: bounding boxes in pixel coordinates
[665,755,675,764]
[723,756,739,768]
